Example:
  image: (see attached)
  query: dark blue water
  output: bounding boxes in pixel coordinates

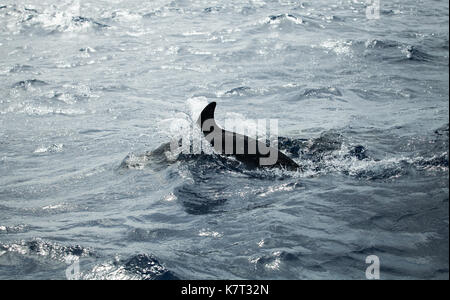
[0,0,448,279]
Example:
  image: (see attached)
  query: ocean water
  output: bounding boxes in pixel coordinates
[0,0,448,280]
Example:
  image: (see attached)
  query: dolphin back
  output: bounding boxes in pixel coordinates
[196,102,300,171]
[197,102,217,130]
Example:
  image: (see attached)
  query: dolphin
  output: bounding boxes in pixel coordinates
[196,102,301,171]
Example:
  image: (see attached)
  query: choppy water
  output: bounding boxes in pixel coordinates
[0,0,448,280]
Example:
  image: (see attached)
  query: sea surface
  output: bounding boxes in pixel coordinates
[0,0,448,280]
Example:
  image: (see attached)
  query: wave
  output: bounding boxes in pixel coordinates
[2,80,94,116]
[316,38,439,63]
[0,239,177,280]
[0,103,87,116]
[11,79,48,90]
[0,239,94,263]
[8,64,34,73]
[400,45,435,62]
[362,39,437,62]
[203,7,222,13]
[0,224,30,234]
[298,87,343,100]
[81,254,178,280]
[265,14,303,25]
[34,144,64,154]
[0,4,109,35]
[224,86,253,96]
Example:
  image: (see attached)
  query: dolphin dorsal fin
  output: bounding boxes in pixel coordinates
[197,102,218,132]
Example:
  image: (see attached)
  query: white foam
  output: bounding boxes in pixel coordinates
[319,39,353,56]
[186,97,209,123]
[199,229,223,238]
[34,144,64,153]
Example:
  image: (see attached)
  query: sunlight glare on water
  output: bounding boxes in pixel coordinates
[0,0,448,280]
